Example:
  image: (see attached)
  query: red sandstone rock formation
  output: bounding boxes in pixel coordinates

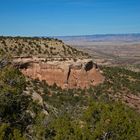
[14,58,104,89]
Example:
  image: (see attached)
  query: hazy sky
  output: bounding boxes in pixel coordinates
[0,0,140,36]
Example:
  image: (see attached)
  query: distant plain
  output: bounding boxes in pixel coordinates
[58,34,140,71]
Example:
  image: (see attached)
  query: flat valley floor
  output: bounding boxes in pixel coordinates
[63,40,140,71]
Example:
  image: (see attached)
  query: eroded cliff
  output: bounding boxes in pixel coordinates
[14,57,104,89]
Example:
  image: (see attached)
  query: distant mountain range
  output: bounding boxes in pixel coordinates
[56,33,140,42]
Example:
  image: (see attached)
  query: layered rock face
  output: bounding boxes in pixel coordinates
[14,58,104,89]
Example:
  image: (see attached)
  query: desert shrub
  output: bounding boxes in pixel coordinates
[44,100,140,140]
[0,60,31,139]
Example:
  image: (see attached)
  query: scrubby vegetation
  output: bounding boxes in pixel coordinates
[0,54,140,139]
[0,57,30,139]
[0,36,88,59]
[102,66,140,95]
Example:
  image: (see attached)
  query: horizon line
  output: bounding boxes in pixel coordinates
[0,32,140,38]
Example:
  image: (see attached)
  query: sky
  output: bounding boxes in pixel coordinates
[0,0,140,36]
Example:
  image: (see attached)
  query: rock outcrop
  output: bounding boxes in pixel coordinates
[14,57,104,89]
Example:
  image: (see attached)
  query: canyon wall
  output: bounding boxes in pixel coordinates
[14,58,104,89]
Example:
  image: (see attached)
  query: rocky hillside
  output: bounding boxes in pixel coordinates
[0,36,89,58]
[0,36,105,89]
[0,56,140,139]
